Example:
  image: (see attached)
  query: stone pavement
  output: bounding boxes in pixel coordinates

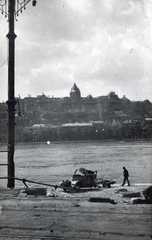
[0,185,152,240]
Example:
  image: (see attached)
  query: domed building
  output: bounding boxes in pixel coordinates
[70,83,81,100]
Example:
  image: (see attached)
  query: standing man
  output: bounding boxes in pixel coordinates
[122,167,130,186]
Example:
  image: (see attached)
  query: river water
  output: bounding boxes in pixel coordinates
[0,141,152,188]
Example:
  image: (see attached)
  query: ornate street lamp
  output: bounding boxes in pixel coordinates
[0,0,37,188]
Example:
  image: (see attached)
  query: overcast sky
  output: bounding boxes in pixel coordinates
[0,0,152,102]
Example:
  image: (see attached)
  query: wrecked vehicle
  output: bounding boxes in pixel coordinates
[59,168,116,191]
[72,168,97,189]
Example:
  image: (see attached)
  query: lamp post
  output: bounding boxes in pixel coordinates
[0,0,37,188]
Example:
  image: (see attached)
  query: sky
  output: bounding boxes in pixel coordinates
[0,0,152,102]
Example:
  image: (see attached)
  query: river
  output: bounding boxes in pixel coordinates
[0,141,151,188]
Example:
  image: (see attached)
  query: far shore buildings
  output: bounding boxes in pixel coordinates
[19,83,131,115]
[0,83,152,142]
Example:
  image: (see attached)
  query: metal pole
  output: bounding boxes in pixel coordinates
[6,0,17,188]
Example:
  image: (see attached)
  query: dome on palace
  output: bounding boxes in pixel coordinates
[70,83,81,100]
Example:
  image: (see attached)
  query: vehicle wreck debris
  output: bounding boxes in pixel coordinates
[59,168,116,192]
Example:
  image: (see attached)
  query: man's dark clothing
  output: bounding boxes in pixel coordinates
[122,167,130,186]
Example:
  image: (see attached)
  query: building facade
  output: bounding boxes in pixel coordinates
[0,83,152,142]
[20,83,131,116]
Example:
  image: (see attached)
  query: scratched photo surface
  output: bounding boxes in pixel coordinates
[0,1,152,239]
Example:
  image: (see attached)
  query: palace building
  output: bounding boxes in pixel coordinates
[20,83,129,115]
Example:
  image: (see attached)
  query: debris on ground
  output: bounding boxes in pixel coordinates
[132,198,152,204]
[122,191,141,198]
[20,187,47,196]
[142,186,152,200]
[46,189,58,197]
[89,197,117,204]
[73,204,80,207]
[131,186,152,204]
[115,188,128,193]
